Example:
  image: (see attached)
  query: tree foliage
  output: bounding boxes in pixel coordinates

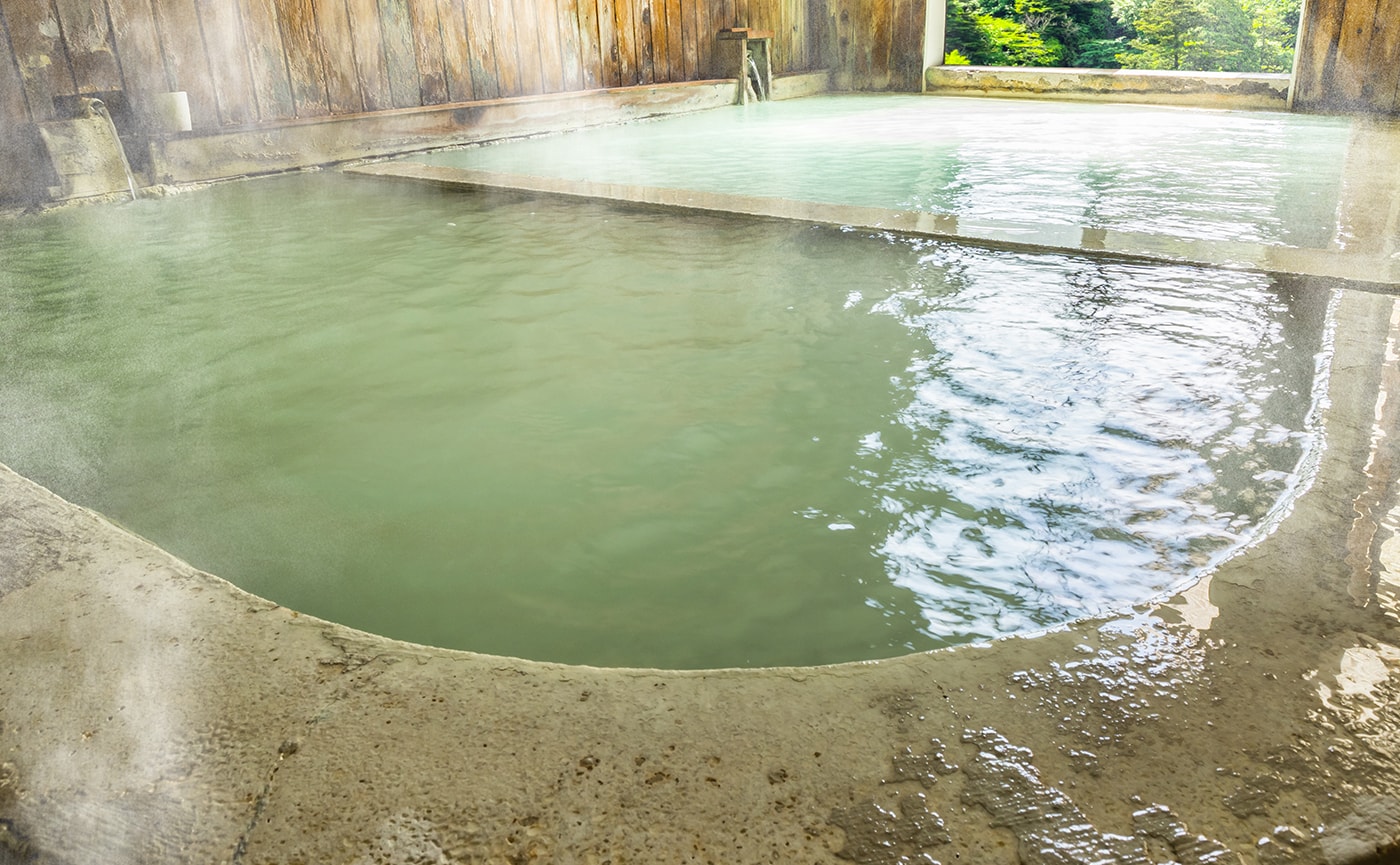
[942,0,1298,71]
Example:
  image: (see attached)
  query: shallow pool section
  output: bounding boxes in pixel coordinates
[415,94,1354,249]
[0,173,1327,667]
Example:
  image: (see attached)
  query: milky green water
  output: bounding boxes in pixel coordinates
[419,94,1354,248]
[0,171,1326,668]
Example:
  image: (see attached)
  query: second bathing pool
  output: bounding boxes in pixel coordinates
[0,168,1329,668]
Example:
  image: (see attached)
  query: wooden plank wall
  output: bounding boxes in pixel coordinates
[814,0,920,91]
[0,0,829,135]
[1292,0,1400,114]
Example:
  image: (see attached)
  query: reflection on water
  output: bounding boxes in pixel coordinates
[417,94,1353,247]
[0,172,1328,668]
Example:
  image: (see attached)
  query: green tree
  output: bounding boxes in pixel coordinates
[1117,0,1206,69]
[980,14,1065,65]
[1192,0,1256,70]
[944,0,1003,63]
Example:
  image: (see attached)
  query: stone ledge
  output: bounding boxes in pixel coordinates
[926,65,1291,110]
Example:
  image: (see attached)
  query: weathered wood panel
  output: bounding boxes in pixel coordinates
[888,0,920,88]
[1361,0,1400,111]
[315,0,364,114]
[1294,0,1400,114]
[0,8,51,199]
[406,0,447,103]
[197,0,257,124]
[1,0,78,120]
[679,0,698,78]
[637,0,657,82]
[53,0,122,91]
[487,0,523,96]
[238,0,294,121]
[460,0,499,97]
[273,0,330,117]
[533,0,566,91]
[613,0,638,84]
[1331,0,1373,105]
[343,0,392,111]
[574,0,604,88]
[379,0,422,108]
[555,0,584,91]
[706,0,729,75]
[663,0,682,78]
[595,0,620,85]
[509,0,545,92]
[149,0,221,128]
[440,0,476,101]
[0,11,31,120]
[106,0,169,95]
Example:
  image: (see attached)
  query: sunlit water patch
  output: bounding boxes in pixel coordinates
[0,173,1327,668]
[415,94,1354,248]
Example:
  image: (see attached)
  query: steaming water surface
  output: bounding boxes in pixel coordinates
[0,172,1327,668]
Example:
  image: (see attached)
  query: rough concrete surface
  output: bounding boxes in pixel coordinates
[924,67,1291,110]
[1,286,1399,865]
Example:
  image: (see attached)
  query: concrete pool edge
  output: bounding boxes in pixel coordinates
[342,160,1400,289]
[1,274,1399,862]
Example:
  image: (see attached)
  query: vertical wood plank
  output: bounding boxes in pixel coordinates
[664,0,683,79]
[195,0,257,124]
[652,0,671,80]
[0,8,50,199]
[509,0,544,93]
[405,0,447,103]
[461,0,499,97]
[379,0,421,106]
[239,0,295,121]
[534,0,565,92]
[0,0,78,119]
[0,11,33,122]
[613,0,637,83]
[105,0,170,95]
[274,0,330,116]
[1291,0,1339,105]
[0,10,32,124]
[343,0,391,110]
[706,0,728,75]
[575,0,603,87]
[1330,0,1370,105]
[596,0,620,85]
[1360,0,1400,111]
[313,0,363,112]
[487,0,522,95]
[439,0,476,101]
[150,0,221,127]
[637,0,656,82]
[556,0,585,90]
[680,0,699,78]
[889,0,920,89]
[53,0,122,91]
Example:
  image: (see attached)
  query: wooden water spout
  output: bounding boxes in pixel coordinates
[717,29,774,104]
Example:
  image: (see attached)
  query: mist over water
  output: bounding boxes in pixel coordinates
[0,171,1327,668]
